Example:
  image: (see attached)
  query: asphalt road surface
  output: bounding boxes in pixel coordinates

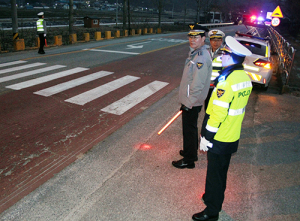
[0,25,299,220]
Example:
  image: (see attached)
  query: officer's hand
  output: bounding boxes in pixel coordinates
[180,104,190,112]
[199,136,213,152]
[44,34,46,37]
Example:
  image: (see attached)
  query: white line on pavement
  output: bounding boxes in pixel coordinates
[6,67,89,90]
[101,80,169,115]
[34,71,114,97]
[65,75,140,105]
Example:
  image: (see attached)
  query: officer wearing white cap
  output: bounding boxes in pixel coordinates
[192,36,252,221]
[204,29,226,111]
[36,12,47,54]
[172,24,212,169]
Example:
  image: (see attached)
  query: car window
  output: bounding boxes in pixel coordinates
[237,40,266,56]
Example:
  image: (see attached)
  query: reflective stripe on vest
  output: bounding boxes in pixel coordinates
[213,100,230,108]
[37,19,44,32]
[211,56,222,81]
[228,107,245,116]
[206,124,219,133]
[231,81,252,91]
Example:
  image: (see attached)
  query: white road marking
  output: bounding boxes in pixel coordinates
[0,63,46,75]
[34,71,114,97]
[101,80,169,115]
[6,67,89,90]
[65,75,140,105]
[0,60,27,68]
[126,41,152,49]
[83,49,140,55]
[0,65,66,83]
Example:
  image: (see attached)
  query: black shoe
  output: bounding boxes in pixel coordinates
[172,159,195,169]
[192,211,219,221]
[179,150,198,161]
[38,51,45,54]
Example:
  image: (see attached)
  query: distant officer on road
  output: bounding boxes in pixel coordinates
[36,12,47,54]
[192,36,252,221]
[172,24,212,169]
[204,29,225,110]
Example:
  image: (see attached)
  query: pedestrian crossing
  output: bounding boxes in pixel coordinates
[1,60,169,115]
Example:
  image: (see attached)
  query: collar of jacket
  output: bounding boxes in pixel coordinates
[214,64,244,86]
[189,45,209,56]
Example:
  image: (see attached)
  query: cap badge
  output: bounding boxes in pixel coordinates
[189,25,194,30]
[212,31,218,35]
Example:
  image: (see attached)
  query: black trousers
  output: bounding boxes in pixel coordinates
[38,33,45,52]
[204,87,214,111]
[203,151,232,216]
[182,105,202,163]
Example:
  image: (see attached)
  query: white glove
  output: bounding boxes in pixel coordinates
[44,34,46,37]
[200,136,213,152]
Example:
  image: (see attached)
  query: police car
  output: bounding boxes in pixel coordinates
[234,32,272,90]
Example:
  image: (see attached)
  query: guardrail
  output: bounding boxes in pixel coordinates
[268,26,296,93]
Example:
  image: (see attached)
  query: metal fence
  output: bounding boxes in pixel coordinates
[268,26,296,93]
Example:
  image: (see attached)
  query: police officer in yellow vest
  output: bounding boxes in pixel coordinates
[192,36,252,221]
[37,12,47,54]
[204,30,225,111]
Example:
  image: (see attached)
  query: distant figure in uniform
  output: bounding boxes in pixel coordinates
[172,24,212,169]
[204,29,225,111]
[36,12,47,54]
[192,36,252,221]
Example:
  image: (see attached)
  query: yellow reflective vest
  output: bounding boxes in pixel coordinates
[36,19,44,32]
[204,65,252,153]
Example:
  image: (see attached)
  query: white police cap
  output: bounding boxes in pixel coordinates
[208,30,225,39]
[223,36,252,57]
[37,12,44,16]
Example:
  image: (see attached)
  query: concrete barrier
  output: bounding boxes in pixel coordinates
[69,33,77,44]
[83,33,90,42]
[149,28,153,34]
[54,35,62,46]
[136,29,142,35]
[143,28,147,35]
[13,39,25,51]
[130,29,135,36]
[123,30,128,37]
[157,28,161,34]
[94,32,103,41]
[115,30,120,38]
[105,31,113,39]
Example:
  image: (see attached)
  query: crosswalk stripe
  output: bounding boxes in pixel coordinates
[34,71,114,97]
[65,75,140,105]
[101,80,169,115]
[0,63,46,75]
[6,67,89,90]
[0,60,27,68]
[0,65,66,83]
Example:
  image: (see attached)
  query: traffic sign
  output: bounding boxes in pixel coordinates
[271,17,280,26]
[271,6,283,18]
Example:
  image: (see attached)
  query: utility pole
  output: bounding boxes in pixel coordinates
[11,0,18,41]
[116,0,118,26]
[127,0,131,31]
[69,0,74,34]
